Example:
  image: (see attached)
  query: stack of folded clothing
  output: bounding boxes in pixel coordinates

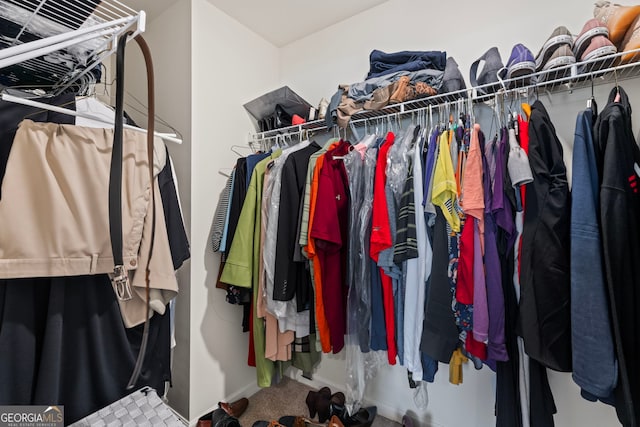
[326,50,449,128]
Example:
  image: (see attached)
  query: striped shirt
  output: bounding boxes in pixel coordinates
[211,169,235,252]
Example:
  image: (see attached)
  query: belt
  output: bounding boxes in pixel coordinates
[108,31,157,389]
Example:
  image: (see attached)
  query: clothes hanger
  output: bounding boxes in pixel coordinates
[218,168,233,178]
[230,144,253,156]
[588,73,598,116]
[613,68,621,103]
[1,92,182,144]
[124,89,183,141]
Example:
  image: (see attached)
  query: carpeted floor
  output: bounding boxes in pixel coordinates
[238,377,400,427]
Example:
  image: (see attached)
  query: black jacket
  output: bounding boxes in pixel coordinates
[594,86,640,427]
[520,100,572,372]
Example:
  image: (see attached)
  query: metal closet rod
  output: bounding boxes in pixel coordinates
[250,47,640,142]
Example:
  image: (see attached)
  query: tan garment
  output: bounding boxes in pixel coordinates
[0,119,176,327]
[119,177,178,327]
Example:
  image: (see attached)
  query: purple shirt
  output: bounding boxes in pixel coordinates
[492,129,515,248]
[483,128,508,362]
[422,129,439,206]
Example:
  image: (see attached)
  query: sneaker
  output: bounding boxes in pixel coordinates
[535,26,574,71]
[470,47,504,95]
[580,35,618,72]
[537,45,576,82]
[594,1,640,46]
[502,43,536,80]
[619,14,640,63]
[574,19,610,60]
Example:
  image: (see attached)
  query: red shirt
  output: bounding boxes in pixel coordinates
[457,217,474,305]
[310,140,351,353]
[370,132,395,262]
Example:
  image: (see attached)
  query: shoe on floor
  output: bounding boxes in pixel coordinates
[219,397,249,418]
[341,406,377,427]
[278,416,325,427]
[252,422,285,427]
[574,18,610,60]
[594,1,640,46]
[402,415,415,427]
[535,26,574,71]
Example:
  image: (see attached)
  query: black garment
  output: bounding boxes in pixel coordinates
[158,147,190,270]
[222,157,251,329]
[496,246,522,427]
[0,92,76,200]
[529,358,557,427]
[420,208,459,363]
[273,142,320,308]
[594,86,640,427]
[496,131,522,427]
[0,276,170,425]
[225,157,248,252]
[519,100,572,372]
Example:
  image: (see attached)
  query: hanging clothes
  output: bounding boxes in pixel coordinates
[311,140,351,353]
[570,107,617,401]
[402,130,433,379]
[369,132,397,364]
[594,86,640,426]
[305,139,340,352]
[260,164,294,362]
[519,100,572,373]
[421,130,460,363]
[221,151,280,387]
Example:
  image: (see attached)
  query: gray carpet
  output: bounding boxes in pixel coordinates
[238,377,400,427]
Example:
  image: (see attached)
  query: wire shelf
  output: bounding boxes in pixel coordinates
[0,0,143,94]
[251,47,640,141]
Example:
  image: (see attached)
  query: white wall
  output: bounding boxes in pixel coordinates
[278,1,632,426]
[123,0,193,418]
[126,0,281,421]
[189,0,280,420]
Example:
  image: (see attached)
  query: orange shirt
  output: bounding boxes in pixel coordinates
[305,141,339,353]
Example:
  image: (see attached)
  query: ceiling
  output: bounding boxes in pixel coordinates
[122,0,389,47]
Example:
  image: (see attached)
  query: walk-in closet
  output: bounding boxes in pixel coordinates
[2,1,640,426]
